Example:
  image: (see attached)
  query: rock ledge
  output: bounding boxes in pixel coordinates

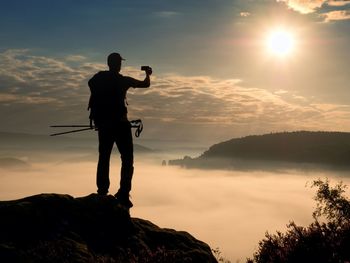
[0,193,217,263]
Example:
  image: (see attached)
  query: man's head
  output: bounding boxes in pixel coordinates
[107,53,125,72]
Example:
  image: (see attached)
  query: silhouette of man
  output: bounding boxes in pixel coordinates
[88,53,152,208]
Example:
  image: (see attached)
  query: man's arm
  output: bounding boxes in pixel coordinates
[130,67,152,88]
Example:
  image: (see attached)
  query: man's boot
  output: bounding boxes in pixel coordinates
[115,166,134,208]
[115,190,133,208]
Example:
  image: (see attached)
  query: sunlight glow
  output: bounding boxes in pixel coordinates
[266,30,295,57]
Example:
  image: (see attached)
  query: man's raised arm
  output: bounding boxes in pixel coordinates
[132,67,152,88]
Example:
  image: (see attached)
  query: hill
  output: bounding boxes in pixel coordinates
[0,193,217,263]
[0,131,153,153]
[0,157,30,169]
[169,131,350,169]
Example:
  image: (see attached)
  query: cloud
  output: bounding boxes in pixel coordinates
[277,0,327,14]
[0,49,105,133]
[2,158,348,262]
[126,72,350,140]
[0,93,56,104]
[0,49,100,106]
[154,11,180,18]
[240,12,251,17]
[131,75,315,124]
[327,0,350,7]
[65,55,86,62]
[0,49,350,141]
[320,9,350,21]
[276,0,350,21]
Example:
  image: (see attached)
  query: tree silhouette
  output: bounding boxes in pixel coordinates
[247,179,350,263]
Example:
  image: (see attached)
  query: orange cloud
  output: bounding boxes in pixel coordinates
[240,12,251,17]
[277,0,326,14]
[327,0,350,6]
[321,10,350,21]
[277,0,350,22]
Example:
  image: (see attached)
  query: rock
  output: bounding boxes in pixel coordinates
[0,193,217,263]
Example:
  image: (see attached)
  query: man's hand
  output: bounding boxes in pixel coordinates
[137,66,152,88]
[141,66,152,76]
[145,67,152,76]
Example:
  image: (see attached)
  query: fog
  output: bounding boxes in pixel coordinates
[1,152,349,262]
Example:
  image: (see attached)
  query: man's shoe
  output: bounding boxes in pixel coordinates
[115,192,133,208]
[97,189,108,196]
[118,198,133,208]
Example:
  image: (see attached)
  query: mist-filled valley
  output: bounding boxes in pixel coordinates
[1,138,350,262]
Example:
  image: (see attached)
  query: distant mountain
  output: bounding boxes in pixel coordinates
[0,193,217,262]
[0,131,153,153]
[0,157,30,169]
[169,131,350,169]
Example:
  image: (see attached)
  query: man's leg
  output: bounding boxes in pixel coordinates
[115,122,134,206]
[96,128,114,195]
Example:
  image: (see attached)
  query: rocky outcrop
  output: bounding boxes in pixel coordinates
[0,193,217,263]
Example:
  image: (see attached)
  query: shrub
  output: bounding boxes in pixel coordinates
[247,179,350,263]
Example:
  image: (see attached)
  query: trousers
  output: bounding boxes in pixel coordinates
[96,122,134,195]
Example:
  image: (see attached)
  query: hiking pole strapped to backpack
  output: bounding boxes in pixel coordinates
[130,119,143,137]
[50,119,144,137]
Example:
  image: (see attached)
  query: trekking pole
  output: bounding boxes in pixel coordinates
[50,127,94,136]
[51,125,93,128]
[50,119,144,137]
[130,119,143,137]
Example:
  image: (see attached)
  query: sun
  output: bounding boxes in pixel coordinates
[266,30,295,57]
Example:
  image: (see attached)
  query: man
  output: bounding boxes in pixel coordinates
[88,52,152,208]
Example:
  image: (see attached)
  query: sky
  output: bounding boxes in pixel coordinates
[1,2,350,260]
[1,0,350,145]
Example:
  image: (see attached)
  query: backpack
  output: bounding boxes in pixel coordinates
[88,71,128,127]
